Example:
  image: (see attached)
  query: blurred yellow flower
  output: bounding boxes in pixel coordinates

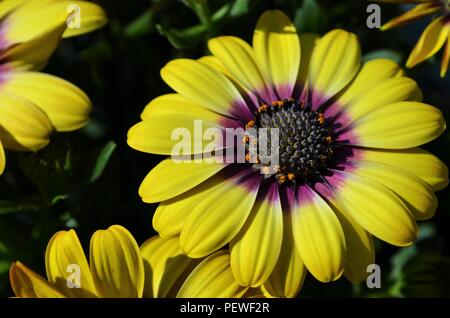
[0,0,107,174]
[377,0,450,77]
[10,226,262,298]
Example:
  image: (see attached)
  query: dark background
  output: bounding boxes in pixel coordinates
[0,0,449,297]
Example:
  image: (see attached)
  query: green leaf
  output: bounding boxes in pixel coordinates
[228,0,251,18]
[294,0,329,33]
[389,224,435,280]
[156,23,207,49]
[401,253,450,298]
[0,201,39,216]
[125,9,154,37]
[180,0,207,10]
[82,118,108,140]
[89,141,117,184]
[387,223,437,297]
[363,49,404,64]
[51,194,69,206]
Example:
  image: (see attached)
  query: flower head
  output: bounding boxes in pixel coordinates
[376,0,450,77]
[128,10,448,297]
[0,0,107,174]
[10,226,258,298]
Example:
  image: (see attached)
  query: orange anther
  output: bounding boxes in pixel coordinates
[317,113,325,124]
[245,120,255,129]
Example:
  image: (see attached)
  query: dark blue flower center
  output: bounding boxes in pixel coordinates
[244,99,334,184]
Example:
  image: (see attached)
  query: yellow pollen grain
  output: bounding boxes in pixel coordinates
[262,166,271,174]
[259,105,268,112]
[317,113,325,124]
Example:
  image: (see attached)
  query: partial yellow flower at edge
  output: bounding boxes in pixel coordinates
[406,16,450,76]
[0,71,92,132]
[10,225,145,298]
[0,0,105,174]
[0,0,107,71]
[9,228,265,298]
[376,0,450,77]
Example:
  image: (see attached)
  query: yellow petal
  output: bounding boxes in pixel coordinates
[3,0,106,43]
[292,185,346,282]
[140,93,225,121]
[0,0,23,17]
[341,76,422,123]
[60,0,108,38]
[230,184,283,287]
[198,55,261,111]
[0,139,5,175]
[333,169,418,246]
[348,101,445,149]
[361,147,448,191]
[336,59,404,107]
[243,286,269,298]
[1,23,65,71]
[1,0,106,69]
[140,236,198,298]
[2,0,67,44]
[177,250,248,298]
[89,225,144,298]
[45,230,97,297]
[152,172,247,238]
[334,207,375,284]
[10,262,65,298]
[208,36,275,102]
[381,3,440,30]
[308,29,360,107]
[197,56,230,76]
[406,16,450,68]
[0,92,52,151]
[264,212,306,298]
[441,34,450,78]
[0,71,91,131]
[127,113,224,155]
[353,160,437,220]
[180,174,260,258]
[139,158,227,203]
[161,58,249,118]
[312,185,375,284]
[153,194,197,239]
[253,10,300,98]
[297,33,320,87]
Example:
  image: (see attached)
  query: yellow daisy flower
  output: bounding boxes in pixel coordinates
[127,10,448,296]
[9,226,258,298]
[376,0,450,77]
[0,0,107,174]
